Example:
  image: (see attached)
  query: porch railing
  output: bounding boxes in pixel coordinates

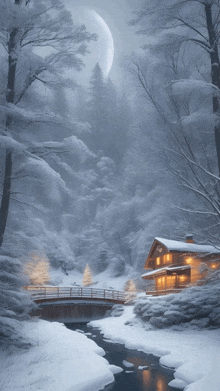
[145,288,183,296]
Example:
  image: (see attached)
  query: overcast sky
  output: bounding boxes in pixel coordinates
[63,0,145,86]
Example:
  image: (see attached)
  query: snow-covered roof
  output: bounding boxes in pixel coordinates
[142,265,191,279]
[155,237,220,254]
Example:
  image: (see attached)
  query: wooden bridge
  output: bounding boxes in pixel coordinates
[24,286,125,303]
[24,286,125,323]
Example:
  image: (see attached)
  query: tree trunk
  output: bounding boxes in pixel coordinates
[0,152,12,247]
[205,3,220,174]
[0,2,21,247]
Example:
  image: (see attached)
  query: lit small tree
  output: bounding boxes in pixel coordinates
[82,264,93,286]
[124,279,137,304]
[24,253,50,286]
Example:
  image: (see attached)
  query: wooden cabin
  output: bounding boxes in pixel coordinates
[142,236,220,295]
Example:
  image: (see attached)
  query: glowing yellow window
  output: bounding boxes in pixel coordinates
[156,257,161,266]
[163,254,172,263]
[185,257,193,264]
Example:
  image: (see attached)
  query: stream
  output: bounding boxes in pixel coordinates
[66,323,177,391]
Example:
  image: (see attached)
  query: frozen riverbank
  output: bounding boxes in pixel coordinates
[1,306,220,391]
[0,319,120,391]
[90,306,220,391]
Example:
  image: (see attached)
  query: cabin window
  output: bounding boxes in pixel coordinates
[156,257,161,266]
[157,276,166,289]
[178,274,190,286]
[163,254,172,263]
[166,275,176,289]
[185,257,193,264]
[179,275,187,282]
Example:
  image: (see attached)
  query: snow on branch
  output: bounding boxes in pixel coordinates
[170,79,220,96]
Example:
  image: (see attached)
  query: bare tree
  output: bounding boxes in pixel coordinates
[128,52,220,241]
[130,0,220,174]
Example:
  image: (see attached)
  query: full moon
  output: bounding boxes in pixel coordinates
[65,5,115,81]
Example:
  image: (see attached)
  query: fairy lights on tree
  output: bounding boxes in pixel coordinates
[24,253,50,285]
[82,264,93,286]
[124,279,137,304]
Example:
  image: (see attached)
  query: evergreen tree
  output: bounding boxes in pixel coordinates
[124,279,137,304]
[0,0,95,346]
[82,264,93,286]
[96,242,109,273]
[24,253,50,286]
[0,253,33,346]
[86,63,107,152]
[0,0,96,248]
[85,63,129,166]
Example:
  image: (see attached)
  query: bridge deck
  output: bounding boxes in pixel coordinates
[24,286,126,304]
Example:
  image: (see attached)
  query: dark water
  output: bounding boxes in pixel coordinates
[66,323,177,391]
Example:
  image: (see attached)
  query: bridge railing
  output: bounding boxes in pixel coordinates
[24,286,126,303]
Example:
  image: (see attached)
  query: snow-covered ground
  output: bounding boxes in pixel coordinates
[2,267,220,391]
[90,306,220,391]
[0,319,122,391]
[1,304,220,391]
[49,267,134,291]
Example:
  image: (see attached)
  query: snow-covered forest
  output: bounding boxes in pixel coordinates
[1,0,220,353]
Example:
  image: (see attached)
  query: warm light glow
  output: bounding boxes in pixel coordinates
[82,264,93,286]
[124,279,137,303]
[156,257,161,266]
[156,376,166,391]
[142,369,151,387]
[167,275,176,281]
[185,257,193,264]
[157,276,166,290]
[24,253,50,285]
[165,275,176,289]
[211,263,217,269]
[163,253,172,263]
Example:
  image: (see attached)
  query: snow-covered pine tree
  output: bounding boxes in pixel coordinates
[0,0,96,347]
[0,252,34,347]
[124,279,137,304]
[0,0,96,249]
[82,264,93,286]
[24,253,50,285]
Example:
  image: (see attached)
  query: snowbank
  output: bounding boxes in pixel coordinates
[90,306,220,391]
[134,284,220,328]
[0,319,119,391]
[49,267,132,291]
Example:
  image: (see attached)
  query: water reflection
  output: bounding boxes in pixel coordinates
[142,369,151,388]
[66,324,175,391]
[156,376,167,391]
[123,357,171,391]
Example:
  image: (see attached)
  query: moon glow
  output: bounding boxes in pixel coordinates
[91,10,114,77]
[66,5,115,81]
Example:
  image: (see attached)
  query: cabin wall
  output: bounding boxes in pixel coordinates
[144,240,220,294]
[155,272,190,292]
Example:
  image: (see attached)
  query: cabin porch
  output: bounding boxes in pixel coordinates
[142,266,191,296]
